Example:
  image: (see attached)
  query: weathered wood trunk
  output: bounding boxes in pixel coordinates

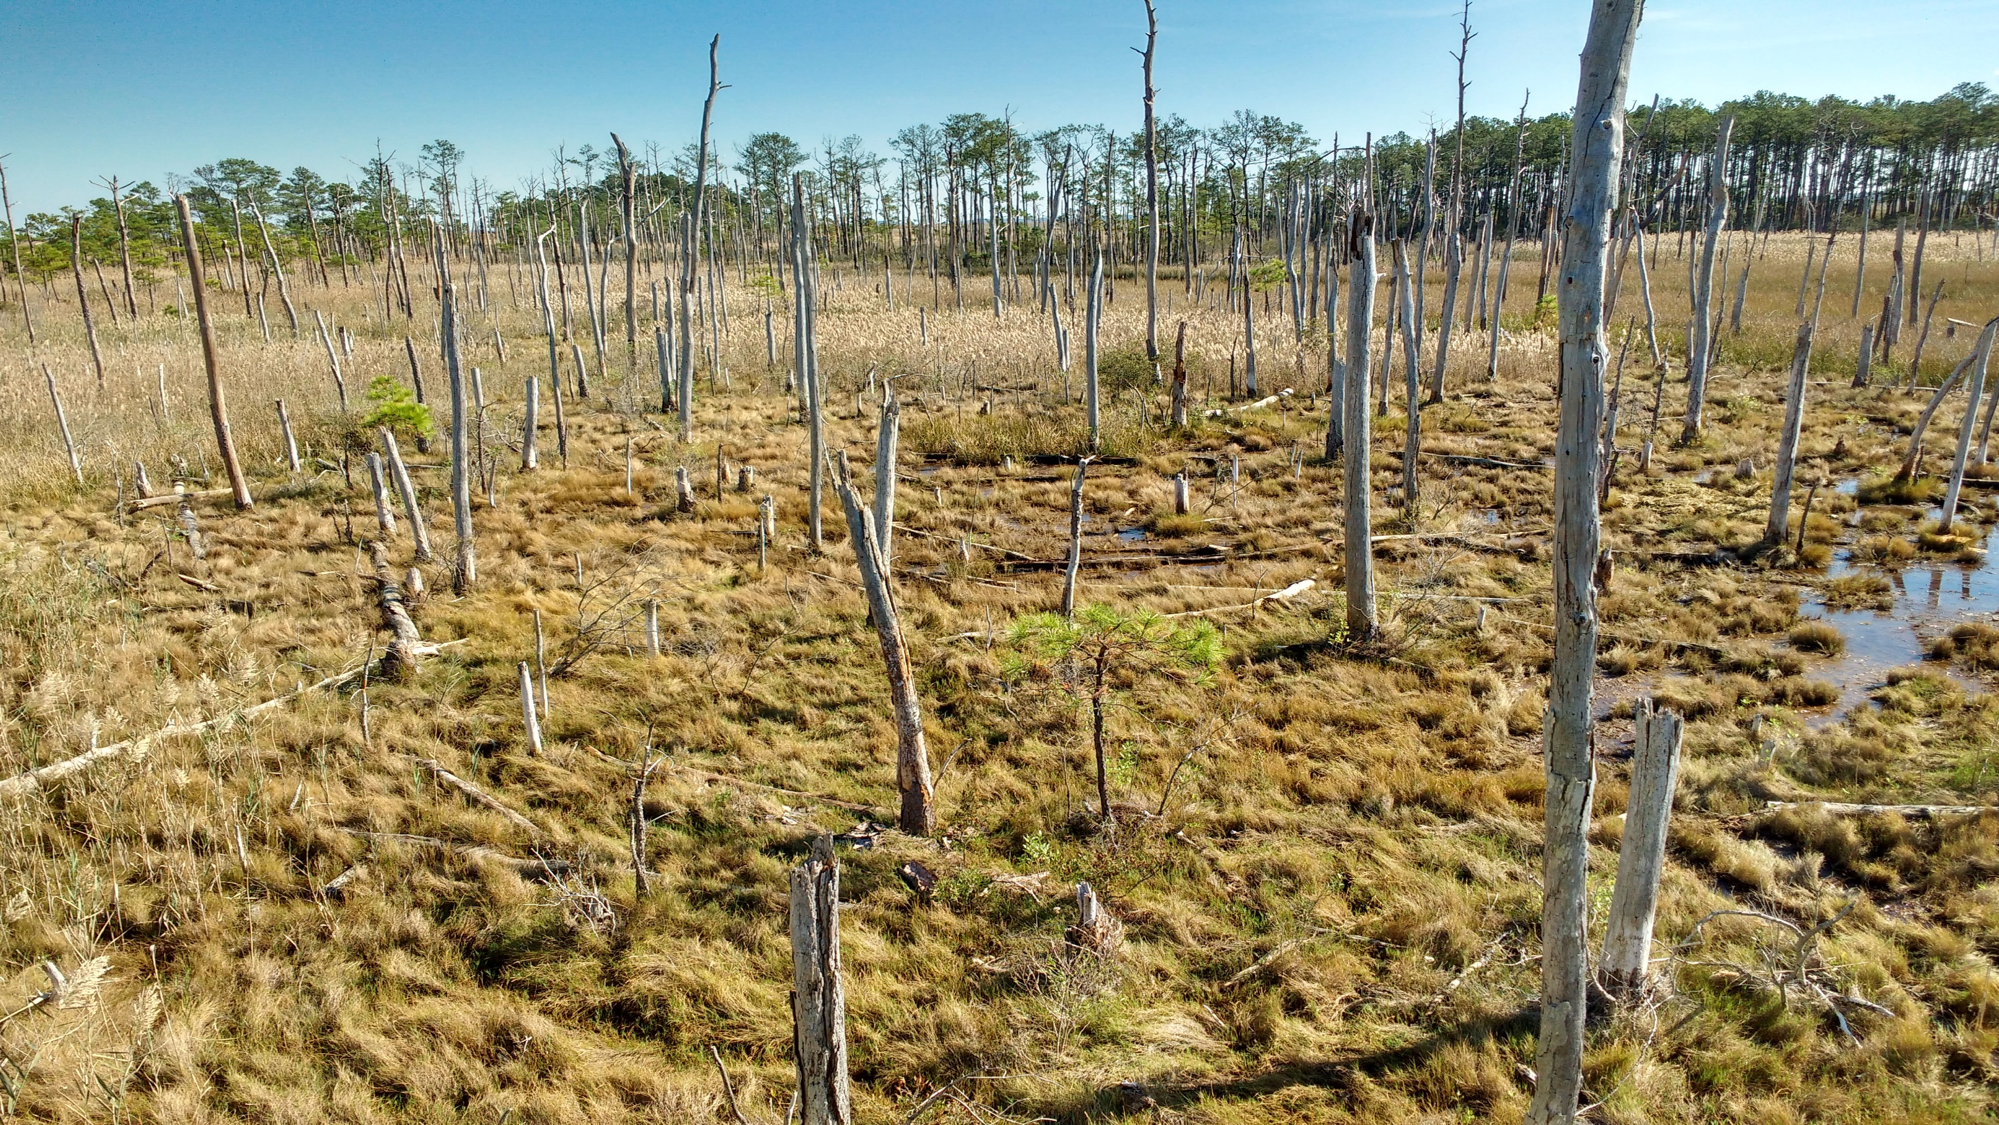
[1395,239,1422,515]
[366,453,398,537]
[832,475,935,836]
[790,835,852,1125]
[793,176,825,552]
[1600,699,1685,998]
[611,133,639,355]
[71,217,107,388]
[1141,0,1160,361]
[1173,471,1189,515]
[439,240,475,592]
[517,661,543,753]
[1429,232,1461,403]
[1529,3,1640,1122]
[276,399,300,472]
[1897,350,1979,482]
[521,377,540,470]
[677,38,723,443]
[1085,248,1104,450]
[315,309,348,411]
[1169,321,1188,427]
[1765,322,1815,548]
[1938,319,1998,533]
[1325,259,1344,458]
[43,364,83,488]
[1853,323,1875,388]
[872,391,900,563]
[1679,115,1733,445]
[1343,214,1377,641]
[371,541,423,679]
[175,196,253,509]
[1062,459,1089,618]
[380,429,433,563]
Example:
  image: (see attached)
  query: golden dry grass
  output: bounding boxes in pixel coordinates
[0,232,1994,1123]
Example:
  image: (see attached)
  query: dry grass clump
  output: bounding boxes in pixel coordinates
[1928,622,1999,671]
[1787,621,1846,655]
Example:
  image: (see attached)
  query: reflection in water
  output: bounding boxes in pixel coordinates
[1809,550,1997,719]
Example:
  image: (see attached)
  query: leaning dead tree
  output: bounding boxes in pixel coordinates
[1679,114,1734,444]
[1939,319,1998,534]
[1600,698,1685,997]
[1531,3,1640,1123]
[790,835,851,1125]
[832,471,935,835]
[174,195,253,509]
[1763,322,1816,549]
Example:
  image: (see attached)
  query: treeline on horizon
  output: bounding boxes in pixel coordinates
[6,81,1997,298]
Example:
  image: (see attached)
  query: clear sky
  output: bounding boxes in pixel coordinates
[2,0,1993,213]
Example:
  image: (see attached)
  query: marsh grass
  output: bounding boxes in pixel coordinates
[0,235,1991,1122]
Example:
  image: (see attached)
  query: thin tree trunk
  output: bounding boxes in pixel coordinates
[247,200,300,336]
[1765,322,1814,547]
[71,217,106,388]
[276,399,300,472]
[794,176,825,552]
[382,428,433,562]
[1086,247,1104,449]
[439,238,475,591]
[1530,3,1640,1121]
[1343,214,1377,641]
[0,159,34,340]
[677,36,723,442]
[366,452,398,537]
[1897,349,1979,482]
[315,310,349,411]
[1600,698,1685,998]
[872,390,899,563]
[1680,115,1734,444]
[43,365,83,487]
[1169,320,1188,427]
[831,475,934,835]
[1938,319,1998,533]
[175,196,253,509]
[1395,239,1421,515]
[789,835,852,1125]
[518,662,543,752]
[1141,0,1160,361]
[1062,459,1090,618]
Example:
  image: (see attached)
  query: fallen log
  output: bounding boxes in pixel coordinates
[412,757,542,835]
[130,487,231,511]
[1764,801,1991,818]
[0,663,366,803]
[333,827,568,877]
[1388,450,1549,471]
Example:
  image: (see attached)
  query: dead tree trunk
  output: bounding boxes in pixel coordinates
[439,239,475,591]
[70,217,107,389]
[794,176,825,552]
[1530,2,1640,1122]
[611,133,639,356]
[872,390,900,564]
[1141,0,1160,362]
[1938,318,1998,534]
[276,399,300,472]
[175,196,254,509]
[1062,458,1090,618]
[366,452,398,537]
[1086,247,1104,450]
[1600,699,1685,998]
[1395,239,1422,516]
[677,37,723,443]
[1853,323,1875,388]
[517,661,543,752]
[1169,320,1188,427]
[381,429,433,563]
[1896,349,1979,482]
[832,474,935,836]
[1343,213,1378,641]
[43,364,83,488]
[371,541,423,678]
[1679,115,1733,445]
[1764,322,1814,548]
[790,835,852,1125]
[247,200,300,336]
[315,309,349,411]
[521,377,540,470]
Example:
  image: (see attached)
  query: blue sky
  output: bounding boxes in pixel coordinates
[2,0,1993,212]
